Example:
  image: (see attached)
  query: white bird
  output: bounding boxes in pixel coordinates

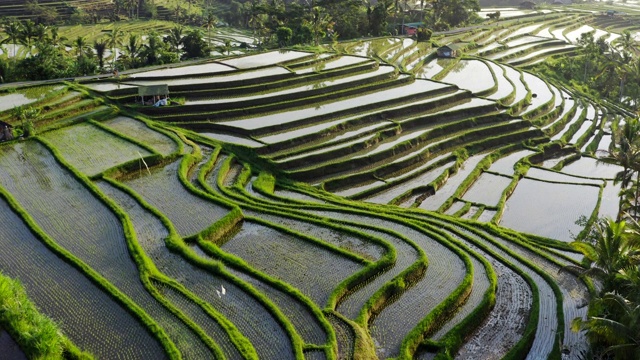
[221,285,226,295]
[216,289,222,298]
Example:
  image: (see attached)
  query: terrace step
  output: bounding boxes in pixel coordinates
[142,66,399,116]
[160,73,411,124]
[191,78,458,137]
[271,92,490,169]
[257,89,476,157]
[299,118,533,185]
[323,127,543,194]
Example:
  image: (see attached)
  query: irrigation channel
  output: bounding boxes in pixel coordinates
[0,12,634,358]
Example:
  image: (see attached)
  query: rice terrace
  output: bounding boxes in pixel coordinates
[1,0,640,359]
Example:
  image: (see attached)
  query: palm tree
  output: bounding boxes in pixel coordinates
[19,20,36,56]
[105,26,124,69]
[174,4,183,23]
[617,30,637,56]
[217,38,232,56]
[73,36,89,57]
[203,11,217,51]
[48,26,66,47]
[572,293,640,360]
[569,218,639,291]
[122,34,142,69]
[166,26,184,53]
[33,23,48,43]
[1,21,21,59]
[248,2,263,41]
[306,6,332,46]
[93,40,107,70]
[597,118,640,220]
[141,32,163,65]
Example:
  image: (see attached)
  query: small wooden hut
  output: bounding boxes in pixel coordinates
[137,84,170,105]
[437,44,464,58]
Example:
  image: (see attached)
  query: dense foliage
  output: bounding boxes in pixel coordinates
[0,20,209,82]
[534,31,640,114]
[570,119,640,359]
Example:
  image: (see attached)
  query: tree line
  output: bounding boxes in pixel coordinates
[535,31,640,114]
[0,20,212,82]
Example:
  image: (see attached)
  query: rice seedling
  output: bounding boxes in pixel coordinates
[40,122,153,177]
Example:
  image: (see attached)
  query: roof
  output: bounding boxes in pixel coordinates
[438,43,466,51]
[137,84,169,97]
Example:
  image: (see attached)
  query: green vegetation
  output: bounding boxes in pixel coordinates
[0,273,84,360]
[2,5,640,360]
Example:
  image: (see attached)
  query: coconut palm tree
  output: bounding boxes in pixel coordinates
[598,118,640,220]
[166,26,184,53]
[48,26,66,47]
[93,40,107,70]
[617,30,637,56]
[572,292,640,360]
[569,218,640,291]
[141,32,163,65]
[217,38,232,56]
[203,11,217,51]
[33,24,48,43]
[120,34,142,69]
[105,26,124,69]
[306,6,332,46]
[19,20,36,56]
[73,36,90,57]
[2,21,22,59]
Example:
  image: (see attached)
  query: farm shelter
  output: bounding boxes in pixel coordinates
[0,121,13,142]
[437,44,464,58]
[136,84,169,105]
[402,22,423,36]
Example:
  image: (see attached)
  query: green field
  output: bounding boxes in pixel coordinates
[1,6,640,359]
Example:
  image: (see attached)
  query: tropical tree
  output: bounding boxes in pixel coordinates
[93,40,107,70]
[32,24,48,43]
[203,10,217,50]
[141,31,167,65]
[73,36,90,57]
[121,34,142,69]
[427,0,480,29]
[165,26,184,54]
[573,293,640,359]
[1,21,22,59]
[617,30,637,56]
[105,26,124,69]
[597,118,640,220]
[19,20,36,56]
[48,27,66,47]
[276,26,292,47]
[216,38,233,55]
[305,6,332,46]
[182,29,208,59]
[570,218,640,291]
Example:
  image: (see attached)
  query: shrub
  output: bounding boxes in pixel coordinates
[416,28,433,42]
[277,27,293,47]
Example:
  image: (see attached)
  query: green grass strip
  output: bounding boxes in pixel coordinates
[36,136,182,359]
[0,272,91,360]
[101,177,259,360]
